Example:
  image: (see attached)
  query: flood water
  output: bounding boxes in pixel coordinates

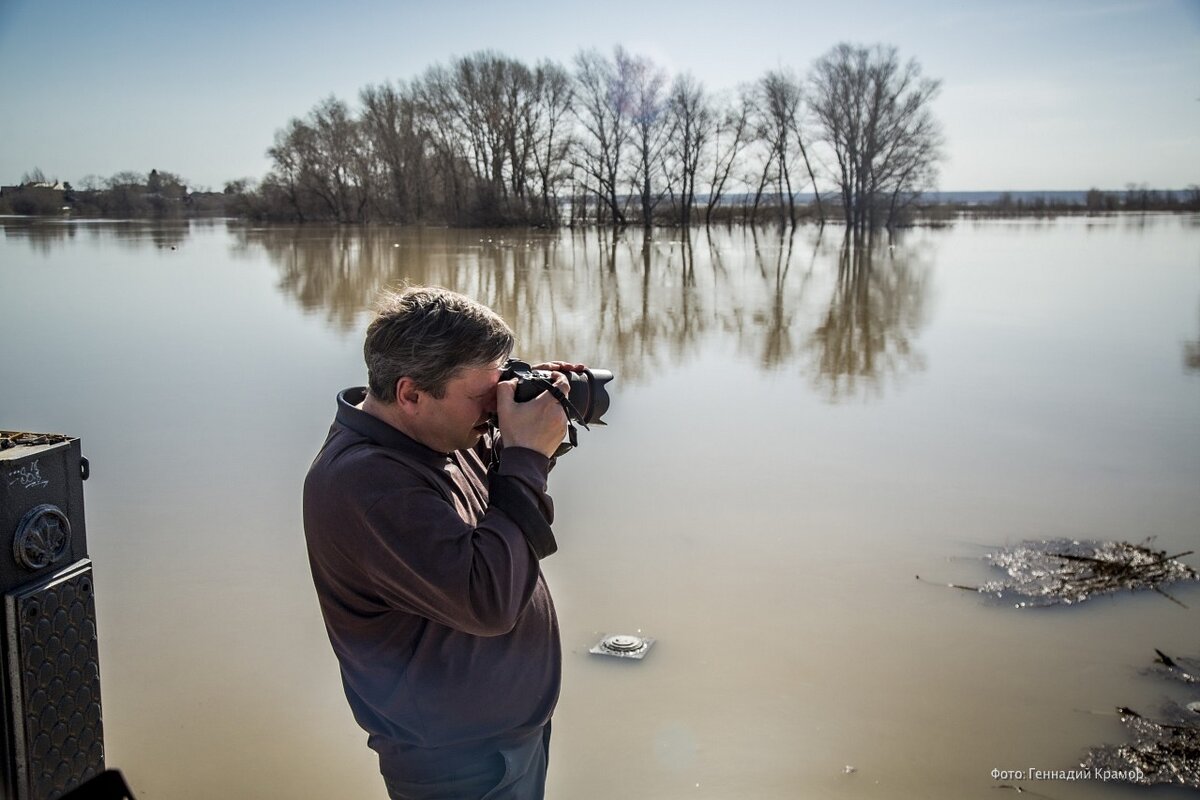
[2,215,1198,798]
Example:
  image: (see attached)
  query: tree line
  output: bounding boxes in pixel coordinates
[229,43,944,232]
[996,186,1200,214]
[7,166,1196,225]
[0,167,228,217]
[11,40,1197,228]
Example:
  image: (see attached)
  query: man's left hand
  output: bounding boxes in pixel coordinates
[533,361,587,374]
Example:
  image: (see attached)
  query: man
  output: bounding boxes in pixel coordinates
[303,286,579,799]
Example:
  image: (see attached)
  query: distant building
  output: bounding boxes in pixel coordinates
[0,180,67,193]
[0,181,68,213]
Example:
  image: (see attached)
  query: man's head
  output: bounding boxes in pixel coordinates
[362,287,515,453]
[365,286,514,402]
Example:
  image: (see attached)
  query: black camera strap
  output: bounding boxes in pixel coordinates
[532,376,593,455]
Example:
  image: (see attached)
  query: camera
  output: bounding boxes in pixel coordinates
[500,359,613,426]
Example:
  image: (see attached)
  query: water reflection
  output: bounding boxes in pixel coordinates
[1186,298,1200,373]
[233,223,934,398]
[1,217,935,400]
[806,236,931,400]
[228,225,390,330]
[1,217,191,253]
[4,214,1198,800]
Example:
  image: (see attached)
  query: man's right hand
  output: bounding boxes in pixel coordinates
[496,373,570,458]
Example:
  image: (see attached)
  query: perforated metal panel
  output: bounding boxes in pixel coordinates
[1,434,104,800]
[5,561,104,800]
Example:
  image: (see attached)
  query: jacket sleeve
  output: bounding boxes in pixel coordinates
[350,454,554,637]
[488,446,557,558]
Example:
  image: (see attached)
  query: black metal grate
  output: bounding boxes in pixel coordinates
[5,561,104,800]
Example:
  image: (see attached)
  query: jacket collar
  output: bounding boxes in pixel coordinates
[335,387,450,464]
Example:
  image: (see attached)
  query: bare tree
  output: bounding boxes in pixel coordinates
[263,97,371,223]
[756,72,796,225]
[21,167,48,185]
[400,52,571,224]
[529,60,575,224]
[243,44,943,229]
[665,73,713,227]
[145,169,188,216]
[809,43,942,232]
[100,171,149,217]
[306,96,369,222]
[412,64,472,221]
[445,52,520,219]
[572,48,634,225]
[624,49,669,226]
[361,80,427,221]
[266,119,310,221]
[704,89,753,225]
[752,70,822,227]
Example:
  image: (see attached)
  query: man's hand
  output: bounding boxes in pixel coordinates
[532,361,586,374]
[496,372,570,458]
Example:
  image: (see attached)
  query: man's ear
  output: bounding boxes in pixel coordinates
[394,376,422,411]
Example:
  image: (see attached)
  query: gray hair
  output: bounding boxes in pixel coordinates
[364,286,514,401]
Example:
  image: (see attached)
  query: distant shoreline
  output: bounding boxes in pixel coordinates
[2,186,1197,228]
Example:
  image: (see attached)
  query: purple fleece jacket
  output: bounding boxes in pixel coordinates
[303,388,561,752]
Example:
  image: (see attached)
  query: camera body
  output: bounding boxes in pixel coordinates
[500,359,613,426]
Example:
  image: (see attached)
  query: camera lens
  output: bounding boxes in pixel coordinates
[570,369,612,425]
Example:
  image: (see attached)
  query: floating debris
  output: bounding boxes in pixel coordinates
[0,431,72,451]
[1149,649,1200,686]
[936,539,1198,607]
[589,633,655,660]
[1082,702,1200,788]
[1081,650,1200,789]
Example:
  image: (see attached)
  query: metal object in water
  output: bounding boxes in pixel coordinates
[589,633,655,660]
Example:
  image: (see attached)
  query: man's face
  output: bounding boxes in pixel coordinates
[412,360,502,454]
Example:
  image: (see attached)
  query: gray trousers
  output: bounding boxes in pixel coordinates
[377,725,551,800]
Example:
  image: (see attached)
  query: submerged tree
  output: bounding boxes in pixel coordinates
[360,80,426,222]
[809,43,943,232]
[529,60,576,225]
[624,51,669,226]
[704,89,753,225]
[664,73,713,228]
[749,70,822,227]
[235,42,951,228]
[572,47,636,225]
[264,97,370,223]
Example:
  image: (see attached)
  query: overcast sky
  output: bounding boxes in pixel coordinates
[1,0,1197,191]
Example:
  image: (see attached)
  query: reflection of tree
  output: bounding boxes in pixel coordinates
[0,218,189,255]
[742,224,825,369]
[234,224,731,382]
[0,219,76,256]
[234,222,932,396]
[4,218,933,399]
[230,224,404,330]
[1185,298,1200,373]
[806,234,930,400]
[721,223,831,372]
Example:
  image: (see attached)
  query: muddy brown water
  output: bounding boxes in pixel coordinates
[2,215,1198,798]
